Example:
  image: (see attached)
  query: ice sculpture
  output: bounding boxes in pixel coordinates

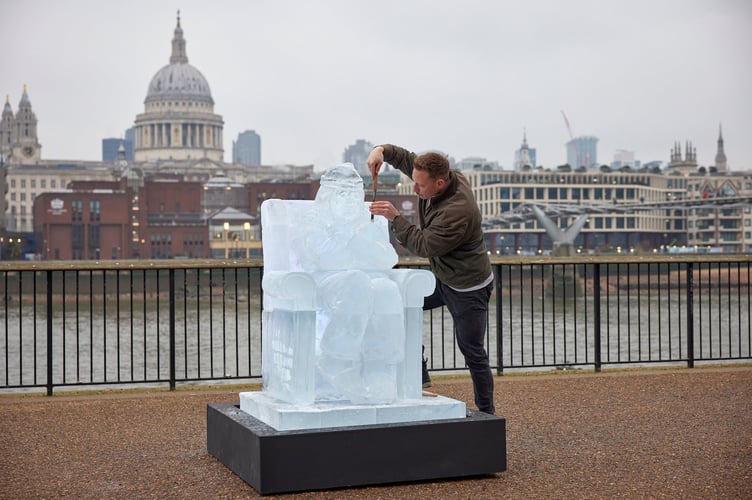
[240,163,466,430]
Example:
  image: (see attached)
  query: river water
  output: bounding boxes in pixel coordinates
[2,286,749,389]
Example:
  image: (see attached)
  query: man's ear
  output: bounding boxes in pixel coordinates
[436,178,446,190]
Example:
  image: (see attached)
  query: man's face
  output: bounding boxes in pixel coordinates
[412,168,444,200]
[328,188,361,222]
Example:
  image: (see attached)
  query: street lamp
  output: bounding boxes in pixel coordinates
[243,222,251,258]
[223,222,230,258]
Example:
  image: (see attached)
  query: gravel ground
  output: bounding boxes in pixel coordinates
[1,366,750,499]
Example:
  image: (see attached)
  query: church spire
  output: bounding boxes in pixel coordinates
[170,10,188,64]
[714,123,727,171]
[19,84,30,105]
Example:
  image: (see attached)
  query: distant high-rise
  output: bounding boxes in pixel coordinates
[343,139,373,175]
[102,133,135,162]
[566,136,598,169]
[233,130,261,165]
[124,127,135,158]
[610,149,639,169]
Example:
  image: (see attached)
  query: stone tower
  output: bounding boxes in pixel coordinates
[0,86,42,164]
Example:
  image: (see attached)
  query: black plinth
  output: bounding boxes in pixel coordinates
[207,403,506,495]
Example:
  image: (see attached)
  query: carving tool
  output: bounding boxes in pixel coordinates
[371,172,377,221]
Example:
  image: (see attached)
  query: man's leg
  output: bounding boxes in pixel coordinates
[422,345,431,388]
[443,282,495,414]
[421,284,446,389]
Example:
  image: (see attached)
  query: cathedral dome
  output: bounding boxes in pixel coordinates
[146,62,213,104]
[143,12,213,105]
[133,12,224,163]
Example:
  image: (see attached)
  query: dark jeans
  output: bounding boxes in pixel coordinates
[423,279,495,414]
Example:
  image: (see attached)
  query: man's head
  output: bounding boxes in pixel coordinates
[412,152,450,200]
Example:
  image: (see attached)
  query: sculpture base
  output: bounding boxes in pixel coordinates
[239,391,466,431]
[207,403,507,495]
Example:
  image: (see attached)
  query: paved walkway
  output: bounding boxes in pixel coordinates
[1,366,750,499]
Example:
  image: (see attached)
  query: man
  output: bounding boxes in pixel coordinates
[368,144,496,415]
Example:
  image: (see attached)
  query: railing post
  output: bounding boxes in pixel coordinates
[46,270,53,396]
[494,265,503,376]
[593,264,602,372]
[169,268,176,390]
[686,262,695,368]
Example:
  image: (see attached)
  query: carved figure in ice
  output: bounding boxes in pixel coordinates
[260,163,434,406]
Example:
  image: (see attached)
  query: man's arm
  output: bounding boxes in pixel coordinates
[391,207,469,258]
[368,144,416,179]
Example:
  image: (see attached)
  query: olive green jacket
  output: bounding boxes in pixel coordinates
[381,144,492,289]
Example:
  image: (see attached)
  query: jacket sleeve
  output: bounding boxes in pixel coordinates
[381,144,416,178]
[391,206,469,258]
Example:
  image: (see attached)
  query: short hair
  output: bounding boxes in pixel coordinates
[414,152,450,180]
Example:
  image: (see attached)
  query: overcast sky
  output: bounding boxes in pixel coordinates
[2,0,750,171]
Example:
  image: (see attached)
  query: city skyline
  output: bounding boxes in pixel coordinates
[1,0,750,171]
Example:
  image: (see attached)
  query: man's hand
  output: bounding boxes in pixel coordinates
[369,200,400,221]
[367,146,384,180]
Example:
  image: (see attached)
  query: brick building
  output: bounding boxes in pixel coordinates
[33,174,212,260]
[34,183,130,260]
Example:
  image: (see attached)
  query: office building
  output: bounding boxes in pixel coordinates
[102,137,134,162]
[233,130,261,165]
[343,139,374,175]
[566,135,599,169]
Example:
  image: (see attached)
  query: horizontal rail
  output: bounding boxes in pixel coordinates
[1,255,750,394]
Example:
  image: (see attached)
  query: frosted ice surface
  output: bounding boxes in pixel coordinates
[246,162,465,429]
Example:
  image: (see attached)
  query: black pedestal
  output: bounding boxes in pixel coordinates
[207,403,506,495]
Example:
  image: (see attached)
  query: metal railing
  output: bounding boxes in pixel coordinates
[1,255,750,395]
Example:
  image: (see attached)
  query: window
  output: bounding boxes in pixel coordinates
[72,200,83,222]
[71,224,83,259]
[89,224,100,250]
[89,200,100,221]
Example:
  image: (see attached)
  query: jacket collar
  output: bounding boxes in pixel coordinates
[430,170,459,205]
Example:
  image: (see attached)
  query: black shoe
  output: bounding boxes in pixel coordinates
[422,357,432,388]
